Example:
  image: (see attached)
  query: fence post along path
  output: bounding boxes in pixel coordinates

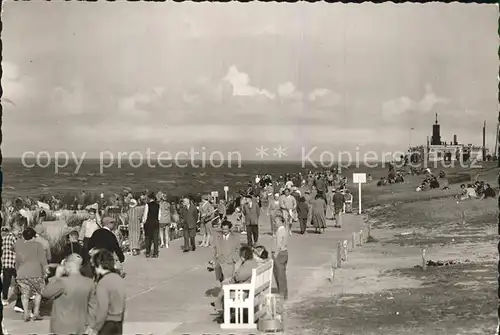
[331,220,371,283]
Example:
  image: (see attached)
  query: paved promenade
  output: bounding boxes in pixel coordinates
[4,212,364,335]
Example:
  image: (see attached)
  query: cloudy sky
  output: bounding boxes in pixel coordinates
[2,2,498,160]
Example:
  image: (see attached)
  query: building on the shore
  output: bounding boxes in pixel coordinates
[409,113,489,163]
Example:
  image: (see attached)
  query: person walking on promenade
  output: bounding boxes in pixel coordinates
[14,227,47,322]
[88,217,125,265]
[272,216,288,300]
[141,193,161,258]
[311,193,327,234]
[126,199,144,256]
[217,199,227,224]
[180,197,198,252]
[199,195,215,248]
[86,250,126,335]
[279,188,297,236]
[1,222,24,311]
[79,207,101,258]
[297,196,309,235]
[332,190,346,228]
[158,194,171,249]
[241,194,260,247]
[42,254,93,335]
[212,220,240,286]
[267,193,281,235]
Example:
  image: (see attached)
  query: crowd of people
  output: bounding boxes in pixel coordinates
[457,180,496,200]
[1,213,126,335]
[0,168,353,333]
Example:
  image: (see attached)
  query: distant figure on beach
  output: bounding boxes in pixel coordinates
[480,184,496,199]
[465,184,477,199]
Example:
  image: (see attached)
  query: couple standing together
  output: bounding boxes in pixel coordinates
[180,195,216,252]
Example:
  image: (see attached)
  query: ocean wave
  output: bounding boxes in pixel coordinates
[158,180,176,184]
[225,172,250,177]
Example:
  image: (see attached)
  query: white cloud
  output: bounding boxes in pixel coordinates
[382,84,449,120]
[277,82,295,97]
[118,88,165,119]
[308,88,341,108]
[382,96,415,118]
[308,88,330,101]
[418,84,449,112]
[51,83,85,115]
[223,65,275,99]
[2,62,30,106]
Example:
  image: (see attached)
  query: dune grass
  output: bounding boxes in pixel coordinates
[292,261,496,335]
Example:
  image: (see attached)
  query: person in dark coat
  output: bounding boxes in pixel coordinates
[241,194,260,247]
[141,193,161,258]
[297,197,309,234]
[180,197,198,252]
[88,217,125,264]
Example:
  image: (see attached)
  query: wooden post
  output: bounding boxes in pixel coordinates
[342,240,348,261]
[351,232,356,249]
[359,230,364,245]
[421,247,427,271]
[336,242,342,268]
[330,253,336,282]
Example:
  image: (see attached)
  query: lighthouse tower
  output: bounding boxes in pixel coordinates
[431,113,442,146]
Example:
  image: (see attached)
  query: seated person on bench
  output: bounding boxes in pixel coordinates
[211,246,258,313]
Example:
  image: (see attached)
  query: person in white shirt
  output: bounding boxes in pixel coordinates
[79,208,101,258]
[272,216,288,300]
[279,188,297,236]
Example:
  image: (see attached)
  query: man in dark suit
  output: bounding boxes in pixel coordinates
[88,216,125,263]
[241,193,260,247]
[141,192,161,258]
[212,220,240,285]
[180,197,198,252]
